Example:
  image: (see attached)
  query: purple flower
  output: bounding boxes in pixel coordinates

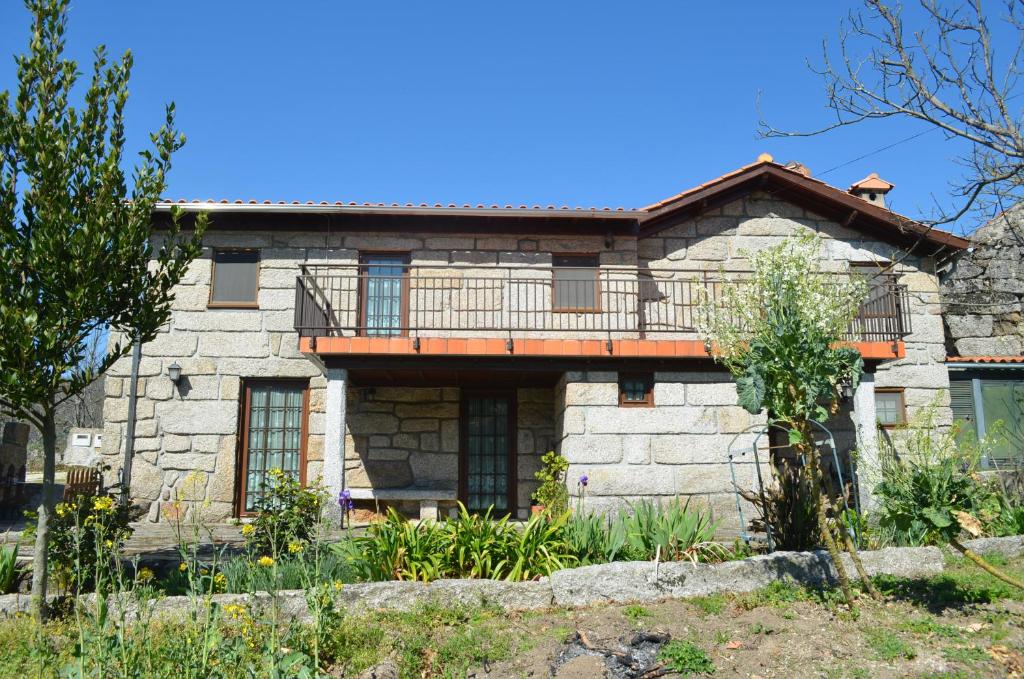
[578,475,589,487]
[339,489,353,513]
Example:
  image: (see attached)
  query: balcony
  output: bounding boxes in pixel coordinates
[294,264,911,360]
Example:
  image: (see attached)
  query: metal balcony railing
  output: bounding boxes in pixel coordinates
[294,264,912,343]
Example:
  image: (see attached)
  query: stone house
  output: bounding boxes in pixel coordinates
[942,205,1024,465]
[100,156,968,524]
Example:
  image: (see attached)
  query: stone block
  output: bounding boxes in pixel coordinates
[346,460,413,488]
[220,376,241,401]
[582,465,676,496]
[441,420,459,452]
[561,435,623,463]
[367,448,410,461]
[684,238,728,261]
[653,382,686,405]
[718,406,752,433]
[420,433,441,452]
[104,378,124,398]
[348,413,400,435]
[563,381,618,406]
[401,419,439,433]
[651,435,734,464]
[158,401,239,435]
[955,336,1022,356]
[197,332,270,358]
[174,310,262,332]
[584,406,716,435]
[395,402,458,418]
[736,216,803,236]
[162,452,217,472]
[409,452,457,483]
[170,286,211,311]
[2,422,30,446]
[163,435,191,453]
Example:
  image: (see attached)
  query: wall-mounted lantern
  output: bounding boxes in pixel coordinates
[167,362,182,385]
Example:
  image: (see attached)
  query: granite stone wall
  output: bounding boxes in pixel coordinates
[554,370,771,525]
[942,206,1024,357]
[641,192,952,427]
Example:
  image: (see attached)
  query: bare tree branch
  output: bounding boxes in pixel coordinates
[760,0,1024,231]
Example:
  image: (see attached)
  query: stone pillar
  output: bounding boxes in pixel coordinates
[852,373,880,511]
[324,368,348,520]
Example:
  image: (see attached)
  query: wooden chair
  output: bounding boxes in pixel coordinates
[62,466,102,501]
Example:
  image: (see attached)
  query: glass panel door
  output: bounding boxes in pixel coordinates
[462,394,514,514]
[981,380,1024,464]
[361,254,407,336]
[243,382,306,512]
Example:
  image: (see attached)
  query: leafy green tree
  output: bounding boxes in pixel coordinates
[0,0,207,619]
[697,234,875,608]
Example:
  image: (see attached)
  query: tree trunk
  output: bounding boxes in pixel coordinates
[30,410,57,621]
[840,517,881,600]
[949,539,1024,590]
[794,418,857,610]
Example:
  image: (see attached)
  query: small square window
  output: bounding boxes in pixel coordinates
[875,389,906,426]
[210,249,260,307]
[619,373,654,407]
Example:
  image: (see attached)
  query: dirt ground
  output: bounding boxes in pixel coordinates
[471,558,1024,678]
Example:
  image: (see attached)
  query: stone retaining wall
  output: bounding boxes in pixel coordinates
[15,538,1024,620]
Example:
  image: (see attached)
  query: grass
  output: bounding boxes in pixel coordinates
[941,645,990,664]
[624,604,652,623]
[657,640,715,676]
[865,628,917,661]
[689,593,727,615]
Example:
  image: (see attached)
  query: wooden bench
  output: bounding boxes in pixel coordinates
[346,487,457,521]
[62,466,102,501]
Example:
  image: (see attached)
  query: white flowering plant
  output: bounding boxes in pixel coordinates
[695,233,875,609]
[695,233,868,425]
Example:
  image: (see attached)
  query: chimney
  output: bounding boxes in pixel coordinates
[783,161,812,177]
[848,172,894,208]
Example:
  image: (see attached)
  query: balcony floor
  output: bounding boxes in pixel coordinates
[299,336,905,361]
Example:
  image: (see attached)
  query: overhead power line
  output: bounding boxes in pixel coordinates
[817,128,939,178]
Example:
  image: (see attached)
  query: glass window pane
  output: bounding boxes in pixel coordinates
[212,250,259,303]
[244,382,306,511]
[981,381,1024,462]
[553,255,599,310]
[875,391,904,425]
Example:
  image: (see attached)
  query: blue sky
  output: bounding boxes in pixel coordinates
[0,1,1011,234]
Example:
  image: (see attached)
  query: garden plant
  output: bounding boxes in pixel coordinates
[696,233,877,608]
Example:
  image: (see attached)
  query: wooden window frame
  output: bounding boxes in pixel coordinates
[551,253,602,314]
[357,251,411,337]
[874,387,906,428]
[208,248,261,309]
[618,373,655,408]
[234,378,311,517]
[458,389,518,516]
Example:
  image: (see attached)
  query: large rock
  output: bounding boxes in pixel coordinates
[550,561,660,606]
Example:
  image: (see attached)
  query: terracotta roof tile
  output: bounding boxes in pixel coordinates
[947,356,1024,363]
[159,198,633,212]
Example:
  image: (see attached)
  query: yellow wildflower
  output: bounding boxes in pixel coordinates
[104,540,114,549]
[200,568,209,576]
[179,562,188,572]
[138,567,155,582]
[214,572,226,590]
[92,496,114,512]
[241,524,255,537]
[257,556,274,568]
[223,603,247,621]
[287,541,303,554]
[55,504,67,518]
[332,580,344,592]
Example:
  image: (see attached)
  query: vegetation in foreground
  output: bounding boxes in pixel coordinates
[0,554,1021,677]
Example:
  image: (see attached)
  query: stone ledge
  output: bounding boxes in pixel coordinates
[0,542,969,620]
[346,487,458,501]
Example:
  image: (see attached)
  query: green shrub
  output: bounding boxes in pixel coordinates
[565,498,726,564]
[658,640,715,675]
[243,468,328,558]
[532,451,569,516]
[23,492,138,594]
[346,504,575,582]
[875,414,1007,545]
[0,542,18,594]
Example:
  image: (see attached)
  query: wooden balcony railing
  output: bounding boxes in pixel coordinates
[294,264,912,344]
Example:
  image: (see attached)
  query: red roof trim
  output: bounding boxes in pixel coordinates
[637,161,969,252]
